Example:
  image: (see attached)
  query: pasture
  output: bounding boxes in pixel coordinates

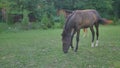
[0,25,120,68]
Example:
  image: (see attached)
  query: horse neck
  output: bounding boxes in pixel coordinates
[64,12,74,36]
[64,24,73,36]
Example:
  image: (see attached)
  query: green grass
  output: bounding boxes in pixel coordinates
[0,25,120,68]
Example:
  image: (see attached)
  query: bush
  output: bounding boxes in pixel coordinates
[58,14,65,28]
[53,22,61,28]
[40,13,52,29]
[0,23,9,33]
[21,10,29,29]
[115,19,120,25]
[52,14,65,29]
[112,17,120,25]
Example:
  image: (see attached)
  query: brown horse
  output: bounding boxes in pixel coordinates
[57,9,88,37]
[62,9,112,53]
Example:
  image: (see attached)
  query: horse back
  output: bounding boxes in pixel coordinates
[71,10,98,29]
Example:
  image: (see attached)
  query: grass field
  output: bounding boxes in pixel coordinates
[0,25,120,68]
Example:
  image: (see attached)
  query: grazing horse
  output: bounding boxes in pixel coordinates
[57,9,88,37]
[61,9,112,53]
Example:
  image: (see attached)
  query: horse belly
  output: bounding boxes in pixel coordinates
[80,20,94,28]
[80,24,91,28]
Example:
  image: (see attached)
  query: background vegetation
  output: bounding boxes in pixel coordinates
[0,0,120,31]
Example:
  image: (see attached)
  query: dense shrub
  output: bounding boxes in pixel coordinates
[59,14,65,28]
[40,13,50,29]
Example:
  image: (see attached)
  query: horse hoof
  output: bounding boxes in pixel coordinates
[95,40,99,47]
[95,44,98,47]
[91,43,94,47]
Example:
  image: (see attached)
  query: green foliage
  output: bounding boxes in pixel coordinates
[40,13,51,29]
[21,9,30,29]
[59,14,65,28]
[22,9,29,25]
[36,1,56,21]
[53,22,61,28]
[54,0,113,18]
[53,14,65,28]
[113,18,120,25]
[113,0,120,18]
[0,0,120,30]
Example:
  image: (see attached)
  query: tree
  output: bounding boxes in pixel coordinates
[54,0,113,18]
[113,0,120,18]
[0,0,12,22]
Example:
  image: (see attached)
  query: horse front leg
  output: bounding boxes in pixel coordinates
[75,30,80,52]
[90,26,95,47]
[70,29,76,50]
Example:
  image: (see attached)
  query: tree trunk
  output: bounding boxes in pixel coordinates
[1,8,7,23]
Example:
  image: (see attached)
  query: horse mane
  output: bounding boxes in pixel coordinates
[62,12,74,36]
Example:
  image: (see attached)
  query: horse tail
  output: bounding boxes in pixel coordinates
[99,18,112,25]
[91,10,112,25]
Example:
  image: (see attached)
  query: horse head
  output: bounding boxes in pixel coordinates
[62,30,71,53]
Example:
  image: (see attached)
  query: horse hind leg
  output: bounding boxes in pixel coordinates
[95,24,99,47]
[90,26,95,47]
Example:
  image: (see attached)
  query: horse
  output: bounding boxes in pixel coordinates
[61,9,112,53]
[57,9,88,37]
